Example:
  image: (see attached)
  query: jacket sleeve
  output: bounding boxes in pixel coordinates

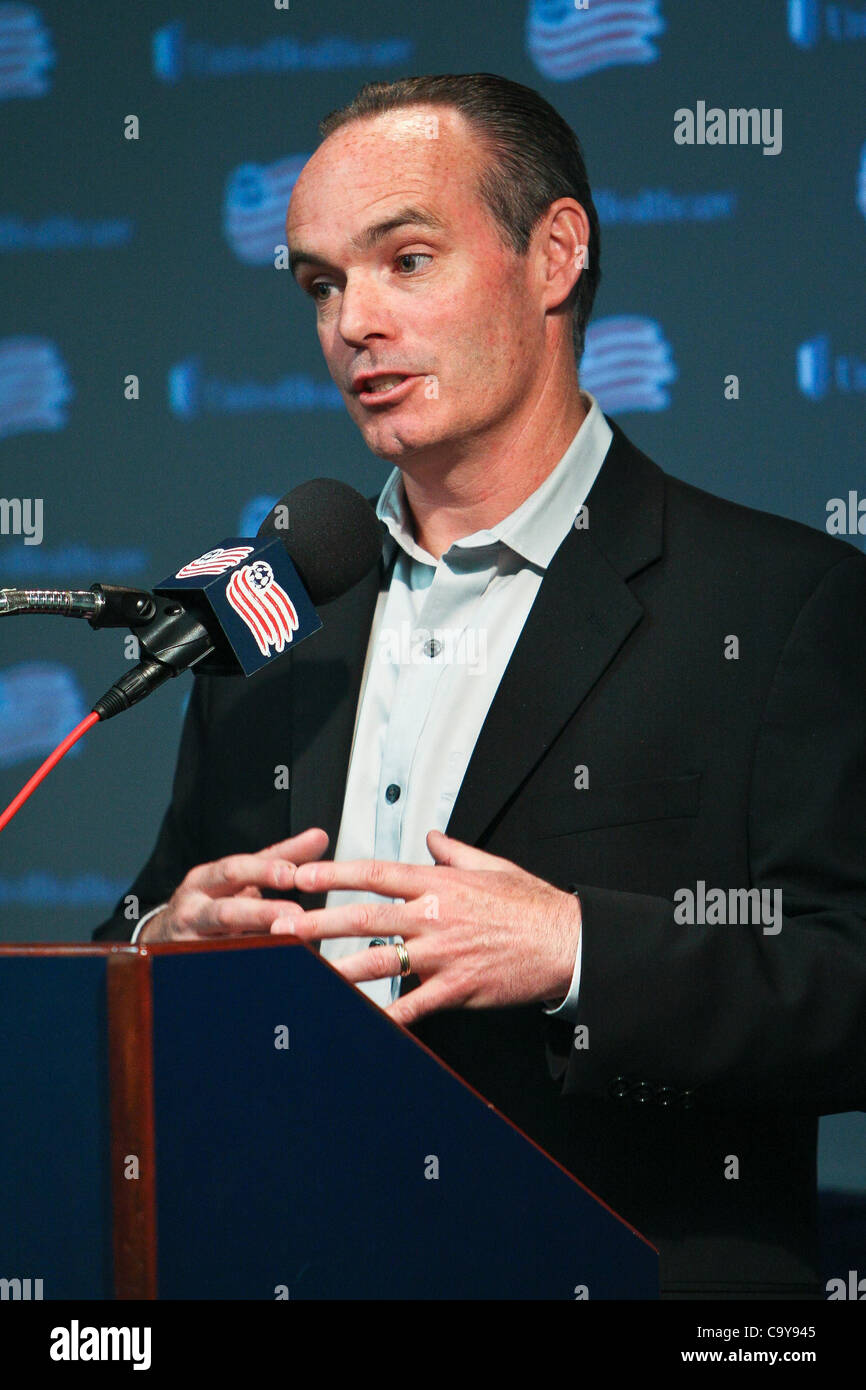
[545,551,866,1114]
[91,675,212,942]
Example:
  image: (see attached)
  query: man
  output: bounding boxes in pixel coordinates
[94,74,866,1298]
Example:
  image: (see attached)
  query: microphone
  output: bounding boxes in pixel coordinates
[93,478,384,720]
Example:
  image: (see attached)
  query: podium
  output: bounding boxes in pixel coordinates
[0,939,657,1299]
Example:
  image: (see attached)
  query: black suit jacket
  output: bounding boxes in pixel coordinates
[94,418,866,1298]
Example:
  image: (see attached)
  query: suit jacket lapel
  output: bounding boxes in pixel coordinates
[446,419,665,848]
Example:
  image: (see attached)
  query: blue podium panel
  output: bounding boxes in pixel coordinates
[0,955,114,1299]
[151,943,658,1299]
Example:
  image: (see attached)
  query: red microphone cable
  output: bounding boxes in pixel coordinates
[1,651,177,833]
[0,710,101,834]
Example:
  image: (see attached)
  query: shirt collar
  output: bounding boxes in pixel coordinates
[375,390,611,570]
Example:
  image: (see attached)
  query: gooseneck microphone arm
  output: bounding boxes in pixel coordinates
[0,583,157,627]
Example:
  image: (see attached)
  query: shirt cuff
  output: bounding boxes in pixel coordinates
[542,916,583,1018]
[130,904,167,943]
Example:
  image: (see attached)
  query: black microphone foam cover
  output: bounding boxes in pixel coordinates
[257,477,384,605]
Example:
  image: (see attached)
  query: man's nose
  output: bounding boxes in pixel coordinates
[337,271,393,346]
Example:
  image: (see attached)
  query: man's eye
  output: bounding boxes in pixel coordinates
[310,281,336,301]
[396,253,432,273]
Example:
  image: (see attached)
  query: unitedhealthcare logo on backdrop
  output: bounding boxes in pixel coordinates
[152,19,412,82]
[0,215,133,251]
[526,0,664,80]
[594,187,736,225]
[168,357,342,418]
[0,337,73,438]
[580,317,677,413]
[224,158,309,265]
[0,540,148,580]
[0,662,85,768]
[788,0,866,46]
[0,872,128,907]
[797,334,866,399]
[0,3,54,99]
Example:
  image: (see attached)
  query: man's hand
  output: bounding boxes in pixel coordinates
[271,828,581,1026]
[138,827,329,942]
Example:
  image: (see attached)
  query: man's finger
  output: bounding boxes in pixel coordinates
[293,856,437,898]
[272,900,417,941]
[329,939,433,985]
[386,975,453,1028]
[257,827,329,859]
[426,829,513,872]
[178,891,305,937]
[188,854,297,899]
[190,831,330,899]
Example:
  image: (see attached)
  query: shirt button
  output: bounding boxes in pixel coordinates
[425,638,442,658]
[385,784,401,804]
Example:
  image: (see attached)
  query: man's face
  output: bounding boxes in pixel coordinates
[286,106,548,467]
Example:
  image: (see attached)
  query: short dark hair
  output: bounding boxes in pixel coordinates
[319,72,601,365]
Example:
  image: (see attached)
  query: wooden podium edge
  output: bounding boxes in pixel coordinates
[106,947,158,1299]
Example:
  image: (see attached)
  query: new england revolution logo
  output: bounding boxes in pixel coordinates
[175,545,254,578]
[225,560,299,656]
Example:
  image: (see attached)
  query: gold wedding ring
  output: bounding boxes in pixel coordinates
[394,940,411,977]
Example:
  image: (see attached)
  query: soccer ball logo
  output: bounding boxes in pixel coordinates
[248,560,275,590]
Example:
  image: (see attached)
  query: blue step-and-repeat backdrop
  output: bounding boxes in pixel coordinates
[1,0,864,1263]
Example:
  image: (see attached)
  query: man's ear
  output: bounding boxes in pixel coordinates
[538,198,591,313]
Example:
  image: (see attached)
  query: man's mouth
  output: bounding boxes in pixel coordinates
[363,375,406,393]
[353,373,418,405]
